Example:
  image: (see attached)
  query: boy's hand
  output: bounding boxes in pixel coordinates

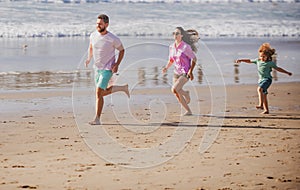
[235,59,241,64]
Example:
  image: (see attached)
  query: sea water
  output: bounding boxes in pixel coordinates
[0,0,299,92]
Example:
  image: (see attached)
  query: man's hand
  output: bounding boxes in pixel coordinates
[85,59,91,68]
[112,64,119,73]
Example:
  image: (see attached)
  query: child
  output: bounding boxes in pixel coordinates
[235,44,292,114]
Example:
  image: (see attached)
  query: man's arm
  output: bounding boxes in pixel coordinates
[112,45,125,73]
[85,43,93,68]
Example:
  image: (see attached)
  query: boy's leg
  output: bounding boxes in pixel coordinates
[261,93,269,114]
[256,87,264,109]
[258,78,272,114]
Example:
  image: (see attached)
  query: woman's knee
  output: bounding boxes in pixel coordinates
[171,87,177,94]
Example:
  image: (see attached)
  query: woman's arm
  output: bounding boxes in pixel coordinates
[188,57,197,80]
[162,59,174,73]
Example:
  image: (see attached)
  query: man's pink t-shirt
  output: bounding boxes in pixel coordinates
[169,41,196,75]
[90,31,122,70]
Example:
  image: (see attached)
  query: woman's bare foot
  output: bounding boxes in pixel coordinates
[89,118,101,125]
[261,110,269,114]
[256,105,263,110]
[183,111,192,116]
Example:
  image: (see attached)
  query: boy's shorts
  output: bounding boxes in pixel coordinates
[94,69,113,90]
[258,78,272,94]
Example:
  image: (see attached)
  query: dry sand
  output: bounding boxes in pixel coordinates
[0,82,299,190]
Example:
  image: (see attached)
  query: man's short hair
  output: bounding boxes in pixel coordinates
[98,14,109,23]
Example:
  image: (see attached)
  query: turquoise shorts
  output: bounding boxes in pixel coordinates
[94,70,113,90]
[258,78,272,94]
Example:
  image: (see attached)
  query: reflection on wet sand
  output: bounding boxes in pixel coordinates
[197,65,203,84]
[138,67,146,86]
[136,66,204,87]
[234,64,240,84]
[0,70,93,90]
[0,63,286,91]
[272,54,278,81]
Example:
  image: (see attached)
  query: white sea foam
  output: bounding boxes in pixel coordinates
[0,0,299,38]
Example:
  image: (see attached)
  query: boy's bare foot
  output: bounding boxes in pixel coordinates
[124,84,130,98]
[89,119,101,125]
[261,110,269,114]
[256,105,263,110]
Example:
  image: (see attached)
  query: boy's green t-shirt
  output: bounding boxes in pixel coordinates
[251,59,278,82]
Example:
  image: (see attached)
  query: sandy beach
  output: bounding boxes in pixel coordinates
[1,1,299,189]
[1,82,299,190]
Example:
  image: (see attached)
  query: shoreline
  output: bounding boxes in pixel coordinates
[1,37,299,93]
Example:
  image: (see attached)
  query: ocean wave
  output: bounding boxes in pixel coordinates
[7,0,300,3]
[1,0,299,38]
[1,24,298,39]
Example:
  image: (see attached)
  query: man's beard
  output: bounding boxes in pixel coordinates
[98,26,106,33]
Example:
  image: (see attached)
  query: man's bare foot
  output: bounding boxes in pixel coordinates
[124,84,130,98]
[256,105,263,110]
[261,110,269,114]
[89,119,101,125]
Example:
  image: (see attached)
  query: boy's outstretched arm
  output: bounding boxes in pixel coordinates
[274,67,292,76]
[235,59,252,64]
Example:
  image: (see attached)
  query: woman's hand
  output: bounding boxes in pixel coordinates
[162,67,168,74]
[188,71,194,80]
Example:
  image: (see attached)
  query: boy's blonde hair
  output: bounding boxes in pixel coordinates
[259,43,276,62]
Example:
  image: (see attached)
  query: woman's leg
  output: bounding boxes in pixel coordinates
[172,76,192,115]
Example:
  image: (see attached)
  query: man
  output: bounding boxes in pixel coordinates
[85,14,129,125]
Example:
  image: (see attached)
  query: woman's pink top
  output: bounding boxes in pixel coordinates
[169,41,196,75]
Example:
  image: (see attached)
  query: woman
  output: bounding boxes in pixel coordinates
[162,27,198,116]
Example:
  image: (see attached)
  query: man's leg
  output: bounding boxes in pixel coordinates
[89,87,104,125]
[101,84,130,98]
